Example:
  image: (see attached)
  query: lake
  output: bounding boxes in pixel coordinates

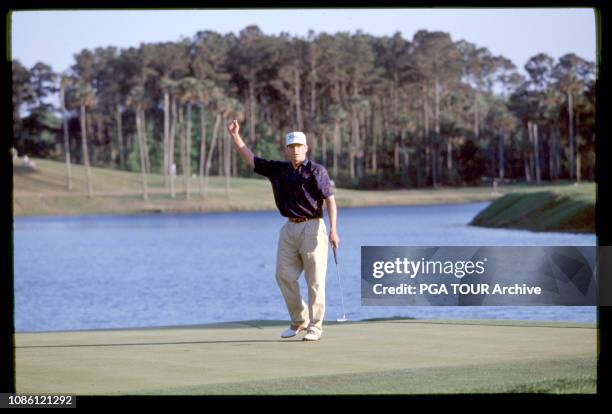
[13,202,597,332]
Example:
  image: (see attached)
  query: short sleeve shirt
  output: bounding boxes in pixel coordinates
[254,157,334,219]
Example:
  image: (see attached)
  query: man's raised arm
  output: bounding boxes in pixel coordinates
[228,119,255,169]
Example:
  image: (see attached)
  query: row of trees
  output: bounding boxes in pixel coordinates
[12,26,596,198]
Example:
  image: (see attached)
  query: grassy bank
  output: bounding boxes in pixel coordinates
[470,185,595,233]
[13,158,594,221]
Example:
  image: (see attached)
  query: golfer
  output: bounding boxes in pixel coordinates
[228,120,340,341]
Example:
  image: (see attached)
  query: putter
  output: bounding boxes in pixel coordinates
[332,245,348,322]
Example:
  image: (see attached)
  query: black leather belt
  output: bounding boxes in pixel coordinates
[288,217,311,223]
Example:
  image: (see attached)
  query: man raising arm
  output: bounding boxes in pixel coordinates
[229,118,339,249]
[227,119,340,342]
[228,119,254,169]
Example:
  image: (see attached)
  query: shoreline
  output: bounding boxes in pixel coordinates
[14,317,597,335]
[13,158,595,234]
[13,197,494,219]
[13,189,498,217]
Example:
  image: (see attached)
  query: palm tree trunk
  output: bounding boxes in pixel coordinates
[394,139,400,174]
[392,72,399,115]
[400,130,407,175]
[309,131,317,162]
[525,125,532,182]
[80,105,93,198]
[575,104,582,182]
[60,82,73,190]
[96,115,104,168]
[321,129,327,166]
[524,155,531,182]
[527,122,534,181]
[294,66,303,131]
[499,130,505,180]
[548,128,554,181]
[394,103,400,174]
[248,77,255,144]
[223,116,230,198]
[474,93,479,139]
[403,145,410,178]
[555,128,561,181]
[372,111,378,175]
[435,79,441,136]
[533,123,541,183]
[568,91,575,180]
[116,103,124,170]
[431,146,438,188]
[218,114,224,176]
[358,111,366,178]
[204,113,221,198]
[422,84,434,187]
[179,105,188,198]
[185,102,192,200]
[333,119,340,178]
[199,104,207,197]
[350,109,357,180]
[163,91,170,187]
[87,112,96,166]
[169,96,177,185]
[434,78,441,187]
[141,109,150,174]
[232,142,237,177]
[310,55,317,124]
[136,107,148,200]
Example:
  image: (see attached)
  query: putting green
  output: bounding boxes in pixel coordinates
[14,319,597,395]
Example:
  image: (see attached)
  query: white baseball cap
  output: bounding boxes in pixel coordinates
[285,131,307,146]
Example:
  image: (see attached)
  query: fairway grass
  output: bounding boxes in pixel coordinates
[15,319,597,395]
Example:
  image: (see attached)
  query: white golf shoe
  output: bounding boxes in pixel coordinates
[280,325,307,338]
[303,330,322,341]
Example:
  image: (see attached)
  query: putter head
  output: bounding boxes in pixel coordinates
[337,315,348,323]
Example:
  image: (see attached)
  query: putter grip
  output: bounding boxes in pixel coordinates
[332,246,338,264]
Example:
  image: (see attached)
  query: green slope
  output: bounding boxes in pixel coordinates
[470,187,595,233]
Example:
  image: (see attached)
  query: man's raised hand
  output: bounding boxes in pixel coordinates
[228,119,240,137]
[228,119,254,168]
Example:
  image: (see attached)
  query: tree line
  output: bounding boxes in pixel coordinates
[12,26,596,198]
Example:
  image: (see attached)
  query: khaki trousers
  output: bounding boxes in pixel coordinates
[276,218,328,334]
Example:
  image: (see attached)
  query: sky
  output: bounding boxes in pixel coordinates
[11,8,597,77]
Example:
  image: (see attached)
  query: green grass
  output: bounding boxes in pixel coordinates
[13,157,595,222]
[136,356,596,395]
[13,158,277,216]
[15,318,596,395]
[470,187,595,233]
[498,376,596,394]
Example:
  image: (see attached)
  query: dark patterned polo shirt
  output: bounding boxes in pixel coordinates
[254,157,334,219]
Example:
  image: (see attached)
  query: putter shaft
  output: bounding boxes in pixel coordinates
[332,246,347,321]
